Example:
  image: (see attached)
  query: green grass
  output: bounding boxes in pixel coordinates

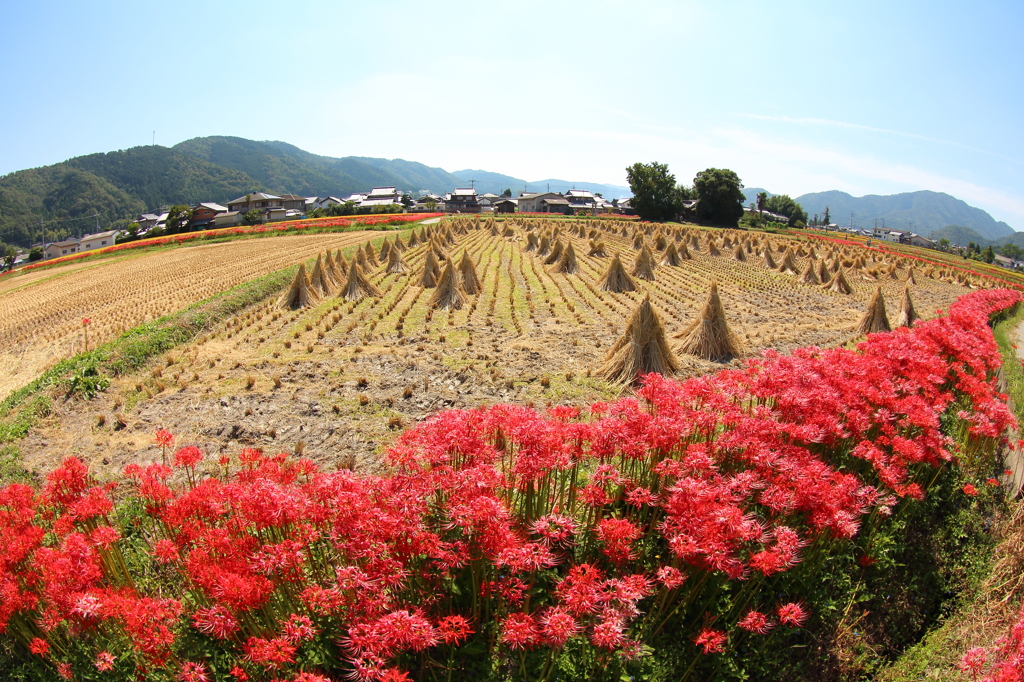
[876,302,1024,681]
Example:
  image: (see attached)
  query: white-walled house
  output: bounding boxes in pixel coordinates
[79,230,120,252]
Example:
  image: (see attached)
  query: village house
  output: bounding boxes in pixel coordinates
[517,192,570,214]
[358,187,401,210]
[79,230,119,252]
[565,189,597,213]
[444,188,481,213]
[226,192,285,214]
[909,234,937,249]
[494,198,518,213]
[44,238,80,259]
[213,211,243,228]
[188,203,228,230]
[135,213,161,232]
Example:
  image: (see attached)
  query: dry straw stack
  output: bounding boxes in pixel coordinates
[662,242,683,266]
[895,285,919,328]
[732,244,747,262]
[599,254,638,292]
[544,239,565,265]
[552,242,579,274]
[458,252,481,294]
[308,253,334,297]
[632,245,657,281]
[856,287,891,334]
[798,260,820,285]
[420,251,441,288]
[824,268,854,295]
[588,239,607,257]
[675,281,740,362]
[429,261,467,310]
[385,246,408,274]
[600,295,679,384]
[279,263,320,310]
[341,260,382,302]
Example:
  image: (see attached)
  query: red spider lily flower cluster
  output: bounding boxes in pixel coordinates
[0,288,1018,680]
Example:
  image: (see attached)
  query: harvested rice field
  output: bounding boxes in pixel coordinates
[0,231,385,401]
[12,216,984,478]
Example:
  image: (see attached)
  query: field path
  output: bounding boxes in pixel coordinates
[0,231,390,400]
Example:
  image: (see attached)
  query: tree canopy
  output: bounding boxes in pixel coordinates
[763,195,808,227]
[693,168,745,227]
[625,162,680,222]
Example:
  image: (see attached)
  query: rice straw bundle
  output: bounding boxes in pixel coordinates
[675,281,740,362]
[278,263,320,310]
[600,295,679,384]
[599,254,638,292]
[856,286,891,334]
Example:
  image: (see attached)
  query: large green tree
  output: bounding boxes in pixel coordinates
[764,194,808,227]
[164,205,193,234]
[693,168,745,227]
[626,162,680,222]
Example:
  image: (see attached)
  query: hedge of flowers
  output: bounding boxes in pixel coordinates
[5,214,441,278]
[0,288,1020,681]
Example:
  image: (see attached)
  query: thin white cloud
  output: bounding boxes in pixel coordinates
[742,113,1017,163]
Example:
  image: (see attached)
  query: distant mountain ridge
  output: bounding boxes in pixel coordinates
[452,169,630,199]
[794,189,1014,241]
[0,137,470,246]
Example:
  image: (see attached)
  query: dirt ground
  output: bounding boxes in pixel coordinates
[13,219,978,480]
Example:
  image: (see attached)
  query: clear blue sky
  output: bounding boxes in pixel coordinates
[3,0,1023,226]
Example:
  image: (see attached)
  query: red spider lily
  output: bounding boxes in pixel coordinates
[155,429,175,448]
[958,647,987,679]
[178,661,210,682]
[56,663,73,680]
[173,446,203,468]
[283,613,319,644]
[193,605,240,639]
[95,650,116,671]
[229,665,249,681]
[28,637,49,656]
[737,610,774,634]
[988,478,1001,486]
[596,517,641,564]
[776,602,810,627]
[964,484,979,496]
[436,615,473,645]
[656,566,686,589]
[500,612,541,650]
[243,636,297,669]
[693,627,728,654]
[540,607,580,647]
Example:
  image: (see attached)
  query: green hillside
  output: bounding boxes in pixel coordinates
[174,137,465,197]
[0,165,146,246]
[67,146,260,209]
[795,189,1015,240]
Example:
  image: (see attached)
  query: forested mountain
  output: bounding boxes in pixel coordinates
[794,190,1014,240]
[174,137,465,198]
[0,165,147,246]
[0,137,469,246]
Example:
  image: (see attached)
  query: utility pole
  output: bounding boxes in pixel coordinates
[851,212,855,230]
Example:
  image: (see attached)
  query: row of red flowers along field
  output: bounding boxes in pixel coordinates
[803,231,1024,290]
[0,288,1021,682]
[2,214,442,278]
